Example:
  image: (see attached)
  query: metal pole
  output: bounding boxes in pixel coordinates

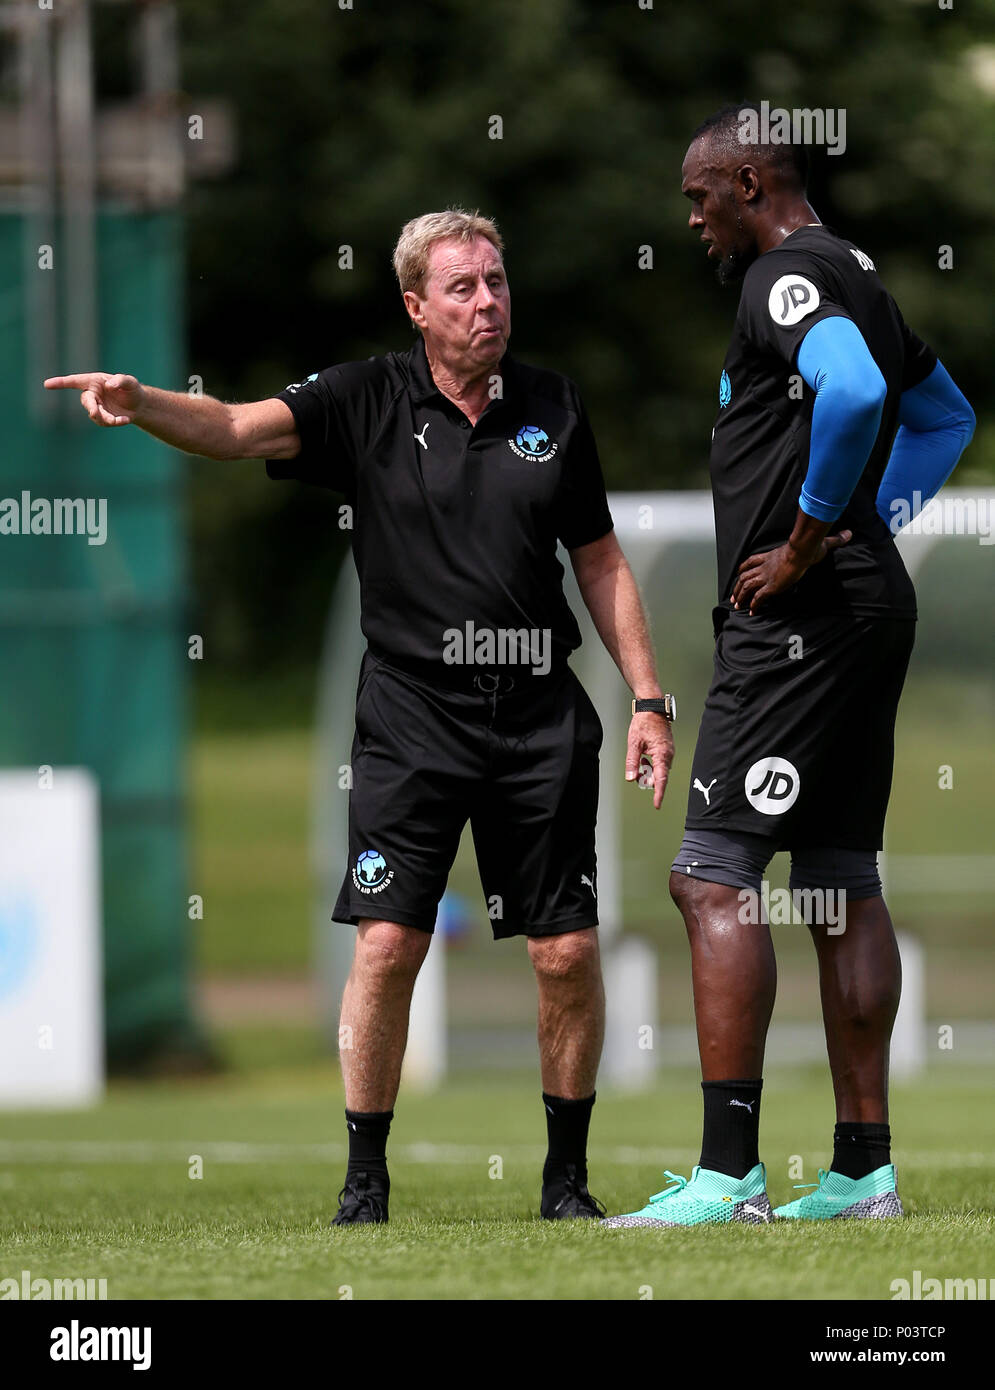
[18,0,59,424]
[55,0,98,395]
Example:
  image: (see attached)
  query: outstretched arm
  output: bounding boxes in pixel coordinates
[43,373,300,461]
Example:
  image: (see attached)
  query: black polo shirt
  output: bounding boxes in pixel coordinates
[711,225,936,619]
[265,335,614,670]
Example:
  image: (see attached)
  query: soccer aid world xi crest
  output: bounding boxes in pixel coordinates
[352,849,394,895]
[507,424,558,462]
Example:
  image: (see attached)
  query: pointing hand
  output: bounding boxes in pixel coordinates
[43,372,145,427]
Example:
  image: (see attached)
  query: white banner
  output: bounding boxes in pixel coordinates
[0,769,103,1106]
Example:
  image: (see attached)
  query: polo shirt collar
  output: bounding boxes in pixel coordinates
[406,333,525,410]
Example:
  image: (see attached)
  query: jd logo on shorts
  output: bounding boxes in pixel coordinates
[767,275,820,327]
[507,424,558,461]
[352,849,395,894]
[744,757,801,815]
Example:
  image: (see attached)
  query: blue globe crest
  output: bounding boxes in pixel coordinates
[719,370,732,407]
[356,849,388,886]
[516,424,550,455]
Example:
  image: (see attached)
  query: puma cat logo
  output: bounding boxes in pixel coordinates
[694,777,718,806]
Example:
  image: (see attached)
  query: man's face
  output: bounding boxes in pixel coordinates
[681,136,757,286]
[405,235,511,375]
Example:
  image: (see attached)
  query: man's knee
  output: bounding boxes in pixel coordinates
[670,868,697,910]
[669,868,732,913]
[355,918,431,981]
[669,869,764,942]
[528,927,600,984]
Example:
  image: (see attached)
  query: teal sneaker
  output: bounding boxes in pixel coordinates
[601,1163,773,1228]
[773,1164,903,1220]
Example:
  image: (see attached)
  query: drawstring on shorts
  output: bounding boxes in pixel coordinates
[472,671,517,723]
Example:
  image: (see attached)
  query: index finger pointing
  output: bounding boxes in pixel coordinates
[44,375,95,390]
[653,762,668,809]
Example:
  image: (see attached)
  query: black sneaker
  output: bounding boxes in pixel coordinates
[540,1164,606,1220]
[331,1170,389,1226]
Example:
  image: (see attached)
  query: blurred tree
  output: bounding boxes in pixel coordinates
[174,0,994,702]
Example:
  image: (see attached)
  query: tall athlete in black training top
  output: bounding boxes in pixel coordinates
[605,104,974,1229]
[45,209,676,1227]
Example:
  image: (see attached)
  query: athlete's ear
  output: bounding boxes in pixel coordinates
[736,164,762,203]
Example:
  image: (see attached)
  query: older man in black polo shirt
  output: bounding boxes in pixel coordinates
[44,208,675,1227]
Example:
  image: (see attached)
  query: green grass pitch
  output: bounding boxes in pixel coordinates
[1,1059,991,1301]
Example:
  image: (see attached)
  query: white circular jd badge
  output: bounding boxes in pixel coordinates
[744,757,801,815]
[767,274,820,327]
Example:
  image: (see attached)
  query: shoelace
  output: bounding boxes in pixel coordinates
[335,1174,387,1221]
[550,1168,607,1217]
[791,1168,828,1192]
[648,1171,689,1203]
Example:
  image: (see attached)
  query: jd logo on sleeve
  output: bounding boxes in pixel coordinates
[767,275,820,327]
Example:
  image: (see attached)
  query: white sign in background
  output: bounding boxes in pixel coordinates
[0,769,103,1106]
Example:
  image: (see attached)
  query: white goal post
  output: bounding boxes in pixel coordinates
[313,489,995,1087]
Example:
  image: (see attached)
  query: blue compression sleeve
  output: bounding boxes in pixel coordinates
[875,362,976,534]
[796,316,887,523]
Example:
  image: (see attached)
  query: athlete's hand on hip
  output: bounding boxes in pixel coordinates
[731,525,852,616]
[625,712,674,810]
[43,373,145,427]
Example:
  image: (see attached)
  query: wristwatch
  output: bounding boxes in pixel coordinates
[632,695,677,721]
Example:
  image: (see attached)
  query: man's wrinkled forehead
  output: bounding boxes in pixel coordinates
[426,235,505,288]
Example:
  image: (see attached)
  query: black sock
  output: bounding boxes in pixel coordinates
[542,1092,595,1183]
[345,1108,393,1179]
[832,1122,891,1180]
[699,1079,763,1179]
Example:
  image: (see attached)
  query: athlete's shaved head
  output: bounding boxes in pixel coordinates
[682,101,820,287]
[691,102,809,192]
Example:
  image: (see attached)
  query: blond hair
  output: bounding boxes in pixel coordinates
[392,208,504,297]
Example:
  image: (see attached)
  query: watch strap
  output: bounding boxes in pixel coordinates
[632,695,677,721]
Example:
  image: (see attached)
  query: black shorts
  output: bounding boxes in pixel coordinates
[683,608,916,850]
[332,652,603,939]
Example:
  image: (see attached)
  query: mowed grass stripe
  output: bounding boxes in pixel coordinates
[1,1067,992,1298]
[0,1140,991,1169]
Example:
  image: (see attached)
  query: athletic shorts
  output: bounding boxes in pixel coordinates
[683,608,916,850]
[332,651,603,939]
